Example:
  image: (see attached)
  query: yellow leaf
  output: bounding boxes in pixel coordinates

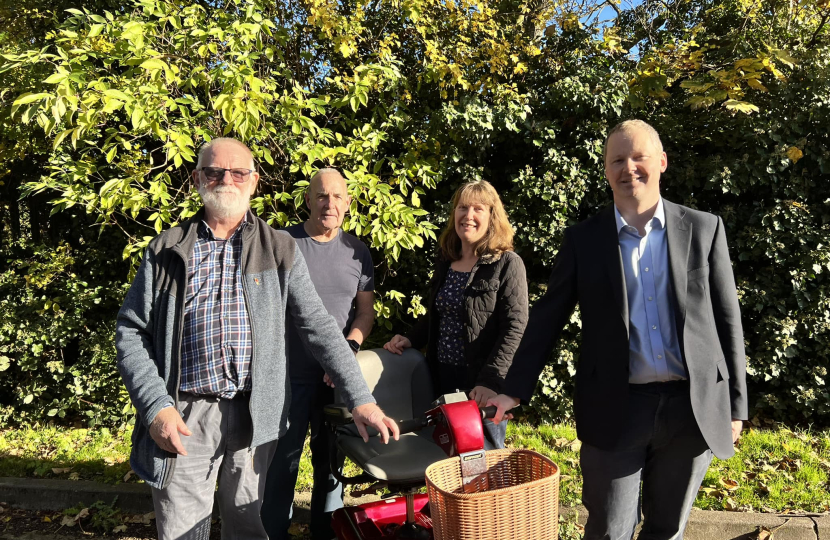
[338,41,353,58]
[771,49,797,68]
[723,99,759,114]
[786,146,803,163]
[746,78,767,92]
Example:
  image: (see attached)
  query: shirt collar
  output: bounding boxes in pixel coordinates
[199,214,249,241]
[614,198,666,235]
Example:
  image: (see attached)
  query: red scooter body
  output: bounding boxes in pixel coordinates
[332,494,431,540]
[430,400,485,457]
[331,399,490,540]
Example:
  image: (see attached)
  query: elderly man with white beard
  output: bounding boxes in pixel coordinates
[115,138,399,540]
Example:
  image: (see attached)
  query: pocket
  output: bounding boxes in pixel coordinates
[688,265,710,280]
[716,358,730,382]
[471,278,500,292]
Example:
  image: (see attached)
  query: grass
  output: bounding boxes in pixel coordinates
[1,422,829,514]
[0,426,133,484]
[698,426,830,513]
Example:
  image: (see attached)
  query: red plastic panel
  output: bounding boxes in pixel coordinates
[332,495,432,540]
[432,400,485,456]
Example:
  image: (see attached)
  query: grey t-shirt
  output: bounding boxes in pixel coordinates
[282,223,375,382]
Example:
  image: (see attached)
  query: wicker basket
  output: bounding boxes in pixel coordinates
[425,449,560,540]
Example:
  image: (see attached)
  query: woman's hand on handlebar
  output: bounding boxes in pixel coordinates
[383,335,411,355]
[486,394,521,424]
[469,385,497,408]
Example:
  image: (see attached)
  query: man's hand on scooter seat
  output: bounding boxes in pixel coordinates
[486,394,521,424]
[352,403,401,444]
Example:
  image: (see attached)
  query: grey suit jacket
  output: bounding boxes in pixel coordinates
[504,199,748,459]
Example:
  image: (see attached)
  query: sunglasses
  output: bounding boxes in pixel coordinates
[200,167,254,183]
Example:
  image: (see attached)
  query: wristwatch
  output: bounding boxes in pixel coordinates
[346,339,361,353]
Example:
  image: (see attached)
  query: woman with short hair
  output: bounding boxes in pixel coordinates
[383,180,529,448]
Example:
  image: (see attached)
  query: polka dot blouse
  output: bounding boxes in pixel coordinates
[436,268,470,366]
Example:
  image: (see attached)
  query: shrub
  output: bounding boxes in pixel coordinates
[0,239,131,426]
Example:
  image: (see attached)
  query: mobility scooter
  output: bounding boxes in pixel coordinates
[324,349,560,540]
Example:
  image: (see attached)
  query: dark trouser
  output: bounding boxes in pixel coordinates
[580,381,713,540]
[262,381,343,540]
[435,362,507,450]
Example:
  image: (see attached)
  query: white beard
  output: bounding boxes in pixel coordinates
[198,184,250,219]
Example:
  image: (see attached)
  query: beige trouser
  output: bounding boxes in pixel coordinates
[151,392,277,540]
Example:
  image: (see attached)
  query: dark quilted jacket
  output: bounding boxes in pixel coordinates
[405,250,529,393]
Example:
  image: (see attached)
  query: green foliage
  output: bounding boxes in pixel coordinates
[0,238,131,426]
[0,0,829,428]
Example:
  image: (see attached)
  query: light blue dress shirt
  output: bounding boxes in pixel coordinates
[615,199,687,384]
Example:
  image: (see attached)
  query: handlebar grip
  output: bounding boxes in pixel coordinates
[480,406,498,419]
[396,417,428,435]
[479,405,516,420]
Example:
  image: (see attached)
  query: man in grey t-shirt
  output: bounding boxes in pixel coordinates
[262,168,375,540]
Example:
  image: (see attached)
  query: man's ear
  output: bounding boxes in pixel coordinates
[250,172,260,195]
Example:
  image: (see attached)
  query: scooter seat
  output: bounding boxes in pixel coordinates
[333,348,443,485]
[337,429,447,483]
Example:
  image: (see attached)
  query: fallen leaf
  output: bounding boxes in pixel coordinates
[567,439,582,452]
[756,526,773,540]
[719,478,740,491]
[76,508,89,520]
[723,497,738,511]
[123,470,134,482]
[42,516,51,523]
[68,472,80,481]
[553,437,569,447]
[113,525,127,533]
[61,515,77,527]
[52,467,72,475]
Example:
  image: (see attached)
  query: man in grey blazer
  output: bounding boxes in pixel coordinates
[489,120,748,540]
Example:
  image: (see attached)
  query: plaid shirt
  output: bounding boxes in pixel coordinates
[179,219,252,398]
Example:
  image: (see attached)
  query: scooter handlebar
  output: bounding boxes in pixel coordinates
[479,405,515,420]
[396,417,429,435]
